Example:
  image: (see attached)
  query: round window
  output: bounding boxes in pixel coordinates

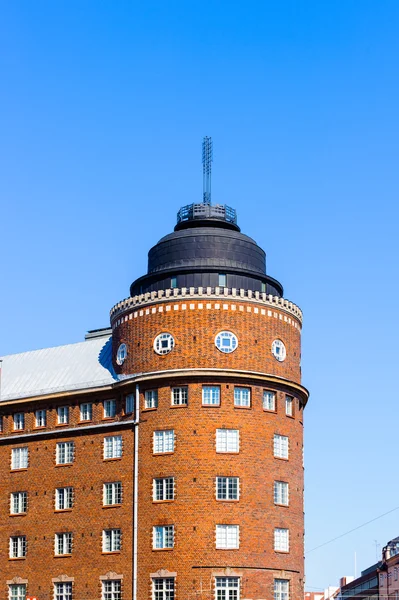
[215,331,238,353]
[154,332,175,355]
[116,343,128,365]
[271,339,286,362]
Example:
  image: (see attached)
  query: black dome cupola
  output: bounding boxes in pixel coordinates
[130,138,283,297]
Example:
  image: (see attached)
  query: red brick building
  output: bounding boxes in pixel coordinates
[0,181,308,600]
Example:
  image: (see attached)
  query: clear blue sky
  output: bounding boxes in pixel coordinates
[1,1,399,591]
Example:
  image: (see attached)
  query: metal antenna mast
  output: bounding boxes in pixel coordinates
[202,136,213,205]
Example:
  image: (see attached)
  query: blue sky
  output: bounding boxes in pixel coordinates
[1,0,399,591]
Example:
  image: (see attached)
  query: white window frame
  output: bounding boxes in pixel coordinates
[274,528,289,552]
[11,491,27,514]
[57,406,69,425]
[215,331,238,354]
[13,413,25,431]
[216,429,239,453]
[153,524,174,549]
[202,386,220,406]
[153,430,174,454]
[56,441,75,465]
[285,395,293,417]
[80,402,92,421]
[216,525,239,549]
[171,386,188,406]
[9,584,26,600]
[153,332,175,356]
[153,477,174,501]
[9,535,26,558]
[145,390,158,409]
[103,482,122,505]
[104,435,123,459]
[274,481,289,506]
[102,528,121,552]
[35,409,46,427]
[56,487,73,510]
[55,532,73,555]
[11,447,28,470]
[152,578,175,600]
[125,394,134,414]
[215,577,240,600]
[234,387,250,407]
[263,390,276,411]
[274,579,289,600]
[216,477,239,501]
[102,580,121,600]
[103,399,116,418]
[273,434,289,459]
[54,582,72,600]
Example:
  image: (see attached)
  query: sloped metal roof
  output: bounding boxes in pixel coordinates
[0,335,117,402]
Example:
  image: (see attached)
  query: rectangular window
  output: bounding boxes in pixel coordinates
[153,525,174,549]
[285,396,293,417]
[56,442,75,465]
[103,482,122,505]
[104,399,116,418]
[13,413,25,430]
[153,430,174,454]
[80,403,92,421]
[273,434,289,459]
[55,532,73,555]
[11,491,28,514]
[274,528,289,552]
[234,388,250,407]
[57,406,69,425]
[219,273,227,287]
[216,477,239,500]
[274,579,289,600]
[171,276,177,288]
[203,386,220,406]
[104,436,123,459]
[102,528,121,552]
[261,282,266,293]
[171,386,188,406]
[11,447,28,470]
[9,535,26,558]
[54,582,72,600]
[56,487,73,510]
[216,525,239,549]
[153,578,175,600]
[215,577,240,600]
[125,394,134,414]
[216,429,239,453]
[9,585,26,600]
[263,391,276,411]
[153,477,174,501]
[274,481,289,506]
[102,581,121,600]
[145,390,158,409]
[35,409,47,427]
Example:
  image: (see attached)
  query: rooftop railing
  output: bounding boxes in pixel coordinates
[176,203,237,225]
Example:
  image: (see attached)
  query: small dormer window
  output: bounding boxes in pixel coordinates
[171,276,177,288]
[218,273,227,287]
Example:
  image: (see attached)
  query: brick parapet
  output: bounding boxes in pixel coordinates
[110,288,303,325]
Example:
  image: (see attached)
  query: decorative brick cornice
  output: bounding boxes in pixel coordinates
[110,287,302,324]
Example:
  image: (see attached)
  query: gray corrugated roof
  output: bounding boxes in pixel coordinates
[0,336,118,402]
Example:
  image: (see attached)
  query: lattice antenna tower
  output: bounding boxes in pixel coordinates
[202,136,213,205]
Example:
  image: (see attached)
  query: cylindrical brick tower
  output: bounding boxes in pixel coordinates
[110,199,308,600]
